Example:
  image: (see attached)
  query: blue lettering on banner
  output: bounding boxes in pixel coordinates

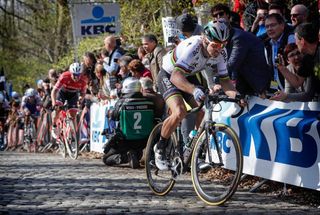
[92,130,107,144]
[80,5,117,36]
[236,104,320,167]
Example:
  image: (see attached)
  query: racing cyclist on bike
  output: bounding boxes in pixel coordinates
[51,62,88,139]
[154,19,239,170]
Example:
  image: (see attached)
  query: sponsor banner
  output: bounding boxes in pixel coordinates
[211,96,320,190]
[72,3,120,38]
[90,103,108,153]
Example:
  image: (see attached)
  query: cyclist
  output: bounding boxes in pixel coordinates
[51,62,88,139]
[11,91,21,103]
[18,88,42,148]
[154,19,239,170]
[21,88,42,118]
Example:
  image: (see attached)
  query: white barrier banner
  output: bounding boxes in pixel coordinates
[211,96,320,190]
[72,3,120,38]
[90,103,108,153]
[162,17,179,47]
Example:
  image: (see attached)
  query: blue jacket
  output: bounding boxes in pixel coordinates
[226,28,272,95]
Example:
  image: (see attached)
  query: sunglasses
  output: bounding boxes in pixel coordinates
[212,11,225,18]
[72,73,81,78]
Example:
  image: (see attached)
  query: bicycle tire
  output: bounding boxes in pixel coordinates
[37,112,49,148]
[65,119,78,160]
[58,139,67,158]
[0,131,7,151]
[7,123,18,150]
[29,119,37,153]
[191,123,243,206]
[145,122,177,196]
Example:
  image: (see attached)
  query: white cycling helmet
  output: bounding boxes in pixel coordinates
[0,92,4,103]
[203,19,230,43]
[69,62,81,75]
[11,91,20,100]
[37,79,43,89]
[25,88,37,97]
[122,77,141,94]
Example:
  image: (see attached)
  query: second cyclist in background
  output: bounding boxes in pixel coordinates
[51,62,88,139]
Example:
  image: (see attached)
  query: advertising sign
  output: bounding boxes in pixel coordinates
[211,97,320,190]
[72,3,120,38]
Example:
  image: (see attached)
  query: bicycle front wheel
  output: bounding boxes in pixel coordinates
[191,123,243,206]
[65,120,78,160]
[145,122,177,196]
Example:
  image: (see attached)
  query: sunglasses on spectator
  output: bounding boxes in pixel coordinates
[290,14,302,18]
[287,50,300,58]
[212,11,225,18]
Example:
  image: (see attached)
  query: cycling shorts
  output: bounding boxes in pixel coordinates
[57,89,79,108]
[157,69,201,103]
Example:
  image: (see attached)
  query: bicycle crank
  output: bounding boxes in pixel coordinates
[170,155,183,180]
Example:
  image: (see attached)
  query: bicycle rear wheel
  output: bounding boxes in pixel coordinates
[191,123,243,206]
[65,120,78,159]
[145,122,177,196]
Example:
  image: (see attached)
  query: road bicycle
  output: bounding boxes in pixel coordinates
[145,93,244,205]
[23,114,37,152]
[54,101,79,159]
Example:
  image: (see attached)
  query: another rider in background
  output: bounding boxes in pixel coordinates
[51,62,88,139]
[21,88,42,118]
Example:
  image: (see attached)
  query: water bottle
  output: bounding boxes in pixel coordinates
[183,130,197,164]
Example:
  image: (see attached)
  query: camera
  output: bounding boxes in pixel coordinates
[168,36,178,44]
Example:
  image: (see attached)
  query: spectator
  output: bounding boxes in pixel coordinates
[290,4,308,28]
[141,34,166,90]
[137,46,149,69]
[94,62,110,101]
[140,77,165,119]
[82,52,97,79]
[104,35,123,91]
[128,59,153,80]
[276,23,319,101]
[210,3,231,23]
[242,0,270,31]
[270,43,315,101]
[214,12,272,95]
[264,13,295,92]
[103,77,155,169]
[251,2,269,36]
[48,69,59,87]
[229,11,243,30]
[176,13,203,40]
[118,55,133,82]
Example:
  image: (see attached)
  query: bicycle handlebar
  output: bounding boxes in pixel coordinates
[189,92,245,118]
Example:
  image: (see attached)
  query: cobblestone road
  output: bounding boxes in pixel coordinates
[0,152,318,214]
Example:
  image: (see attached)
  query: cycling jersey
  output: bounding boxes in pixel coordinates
[54,71,88,94]
[162,35,229,79]
[21,95,41,115]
